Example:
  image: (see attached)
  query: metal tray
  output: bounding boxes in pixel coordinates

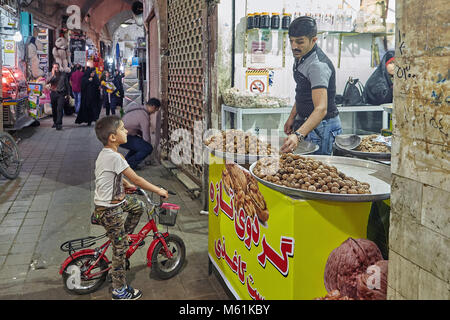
[249,155,391,202]
[333,142,391,161]
[205,140,318,164]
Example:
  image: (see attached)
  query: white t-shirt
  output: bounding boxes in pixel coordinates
[94,148,130,207]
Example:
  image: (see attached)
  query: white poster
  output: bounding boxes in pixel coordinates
[73,50,86,66]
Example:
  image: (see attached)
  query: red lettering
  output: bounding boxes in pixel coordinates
[234,208,245,240]
[257,235,294,277]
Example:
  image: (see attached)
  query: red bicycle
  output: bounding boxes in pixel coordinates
[59,187,186,295]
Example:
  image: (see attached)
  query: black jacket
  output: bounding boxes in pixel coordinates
[364,50,394,105]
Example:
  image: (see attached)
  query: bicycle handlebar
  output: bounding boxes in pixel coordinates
[125,186,176,207]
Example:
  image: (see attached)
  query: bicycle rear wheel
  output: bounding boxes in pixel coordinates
[0,132,21,179]
[62,254,109,295]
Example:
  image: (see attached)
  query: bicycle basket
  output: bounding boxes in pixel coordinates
[157,203,180,226]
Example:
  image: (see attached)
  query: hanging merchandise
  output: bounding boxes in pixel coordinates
[271,13,280,29]
[282,13,291,30]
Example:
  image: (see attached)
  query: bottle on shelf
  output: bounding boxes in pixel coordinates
[247,13,254,30]
[271,13,280,29]
[260,12,270,29]
[282,13,292,30]
[334,4,344,32]
[254,12,261,29]
[354,6,365,32]
[347,5,357,32]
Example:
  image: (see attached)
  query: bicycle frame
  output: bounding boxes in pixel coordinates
[59,198,173,277]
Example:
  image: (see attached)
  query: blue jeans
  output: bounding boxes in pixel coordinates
[73,91,81,113]
[294,115,342,155]
[120,135,153,169]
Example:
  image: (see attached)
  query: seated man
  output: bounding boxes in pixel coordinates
[120,98,161,170]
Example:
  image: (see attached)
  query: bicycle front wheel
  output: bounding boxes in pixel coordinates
[0,132,21,179]
[151,234,186,280]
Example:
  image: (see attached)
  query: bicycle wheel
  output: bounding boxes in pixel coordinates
[62,254,109,295]
[151,234,186,280]
[0,132,21,179]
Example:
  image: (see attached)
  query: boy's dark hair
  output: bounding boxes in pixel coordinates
[288,16,317,39]
[146,98,161,108]
[95,115,122,146]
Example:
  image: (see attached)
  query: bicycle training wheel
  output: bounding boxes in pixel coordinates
[151,234,186,280]
[0,132,21,179]
[62,254,109,295]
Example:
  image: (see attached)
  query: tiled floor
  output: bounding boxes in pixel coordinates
[0,114,231,300]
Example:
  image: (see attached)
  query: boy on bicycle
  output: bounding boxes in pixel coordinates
[94,115,169,300]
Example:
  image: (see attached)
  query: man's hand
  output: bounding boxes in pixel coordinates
[284,117,295,135]
[280,134,299,153]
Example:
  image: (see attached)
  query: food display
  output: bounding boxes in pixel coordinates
[222,163,269,223]
[221,87,289,108]
[355,134,391,153]
[252,153,371,194]
[205,129,277,155]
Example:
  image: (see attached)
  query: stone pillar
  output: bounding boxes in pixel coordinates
[388,0,449,299]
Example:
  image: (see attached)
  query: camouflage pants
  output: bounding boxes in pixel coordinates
[94,195,146,289]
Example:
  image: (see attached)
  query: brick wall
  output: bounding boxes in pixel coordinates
[388,0,450,300]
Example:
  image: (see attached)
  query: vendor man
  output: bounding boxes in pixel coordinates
[281,16,342,155]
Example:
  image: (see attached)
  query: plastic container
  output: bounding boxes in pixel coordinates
[247,13,254,30]
[253,13,261,29]
[271,13,280,29]
[260,12,270,29]
[282,13,291,29]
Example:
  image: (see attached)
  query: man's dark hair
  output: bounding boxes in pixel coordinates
[146,98,161,108]
[288,16,317,39]
[95,115,121,146]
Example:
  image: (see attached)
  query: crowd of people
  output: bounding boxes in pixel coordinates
[46,62,125,128]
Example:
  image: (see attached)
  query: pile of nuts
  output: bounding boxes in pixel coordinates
[205,130,276,155]
[355,135,390,153]
[253,153,371,194]
[222,163,269,223]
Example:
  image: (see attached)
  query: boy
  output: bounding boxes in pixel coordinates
[94,115,169,300]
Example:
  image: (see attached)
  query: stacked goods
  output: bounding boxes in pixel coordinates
[204,130,277,155]
[221,87,290,108]
[253,153,371,194]
[355,135,390,153]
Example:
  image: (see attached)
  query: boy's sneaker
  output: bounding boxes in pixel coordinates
[112,285,142,300]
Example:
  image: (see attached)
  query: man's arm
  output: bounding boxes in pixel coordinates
[284,102,297,135]
[140,115,151,144]
[281,88,327,152]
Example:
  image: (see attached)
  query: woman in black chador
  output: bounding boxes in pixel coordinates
[75,67,100,126]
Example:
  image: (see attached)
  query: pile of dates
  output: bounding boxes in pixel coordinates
[205,129,276,155]
[253,153,371,194]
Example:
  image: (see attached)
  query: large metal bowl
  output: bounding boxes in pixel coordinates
[204,139,318,164]
[249,155,391,202]
[333,134,391,161]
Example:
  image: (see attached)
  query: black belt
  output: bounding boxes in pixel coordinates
[297,109,339,122]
